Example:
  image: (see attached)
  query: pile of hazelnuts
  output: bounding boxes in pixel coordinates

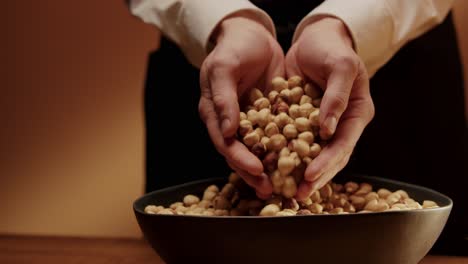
[144,172,439,216]
[143,76,439,217]
[238,76,324,198]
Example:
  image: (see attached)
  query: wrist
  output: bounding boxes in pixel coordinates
[212,15,272,44]
[300,16,354,49]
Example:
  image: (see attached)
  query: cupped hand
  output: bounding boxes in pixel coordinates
[199,15,285,198]
[284,17,375,200]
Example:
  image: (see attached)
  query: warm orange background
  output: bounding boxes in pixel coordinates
[1,1,467,238]
[1,0,158,238]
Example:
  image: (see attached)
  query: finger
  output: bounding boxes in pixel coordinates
[297,67,373,199]
[236,170,273,199]
[264,44,285,92]
[208,63,241,138]
[284,44,304,79]
[296,113,368,200]
[199,97,263,176]
[307,114,367,180]
[296,159,347,201]
[319,57,359,139]
[226,159,272,197]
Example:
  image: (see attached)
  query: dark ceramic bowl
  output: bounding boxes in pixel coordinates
[133,174,452,264]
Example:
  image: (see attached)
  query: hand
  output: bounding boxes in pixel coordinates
[284,17,375,200]
[199,15,284,198]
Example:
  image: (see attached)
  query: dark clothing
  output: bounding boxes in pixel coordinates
[143,0,467,255]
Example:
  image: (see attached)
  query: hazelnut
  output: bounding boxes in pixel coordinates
[272,101,289,114]
[265,122,280,137]
[268,134,287,151]
[332,183,344,193]
[293,139,310,158]
[299,103,314,118]
[251,142,267,157]
[309,143,322,158]
[260,136,270,147]
[238,119,253,137]
[309,109,320,126]
[365,192,379,202]
[282,197,300,211]
[243,131,260,147]
[307,203,323,214]
[345,181,359,193]
[183,194,200,206]
[377,188,392,199]
[282,176,297,198]
[144,205,164,214]
[283,124,298,139]
[257,108,271,127]
[203,190,217,201]
[157,208,175,215]
[262,152,279,172]
[395,190,409,199]
[422,200,438,209]
[279,89,291,103]
[344,203,356,213]
[240,112,247,121]
[170,202,183,210]
[288,104,301,119]
[271,170,285,194]
[299,95,313,105]
[279,147,291,157]
[249,88,263,104]
[255,127,265,138]
[310,191,322,203]
[254,97,270,111]
[298,131,314,145]
[276,210,296,216]
[288,75,303,88]
[297,209,312,215]
[386,192,402,206]
[319,184,333,199]
[259,204,280,216]
[274,112,293,128]
[290,86,304,104]
[364,199,389,212]
[206,185,219,193]
[268,90,279,104]
[304,83,322,99]
[272,77,288,92]
[330,207,345,214]
[355,183,372,195]
[246,109,258,125]
[278,156,295,176]
[294,117,311,132]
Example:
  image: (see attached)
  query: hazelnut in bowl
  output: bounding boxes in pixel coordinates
[133,173,452,264]
[133,76,452,263]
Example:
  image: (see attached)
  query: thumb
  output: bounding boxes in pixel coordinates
[209,67,241,138]
[319,58,358,139]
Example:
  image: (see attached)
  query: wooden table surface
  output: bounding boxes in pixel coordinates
[1,235,466,264]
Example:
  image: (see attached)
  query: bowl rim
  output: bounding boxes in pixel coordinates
[133,174,453,218]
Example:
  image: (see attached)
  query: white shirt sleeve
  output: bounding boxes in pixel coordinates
[293,0,455,77]
[128,0,276,68]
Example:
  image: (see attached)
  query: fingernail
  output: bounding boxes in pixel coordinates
[221,119,231,134]
[323,116,337,135]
